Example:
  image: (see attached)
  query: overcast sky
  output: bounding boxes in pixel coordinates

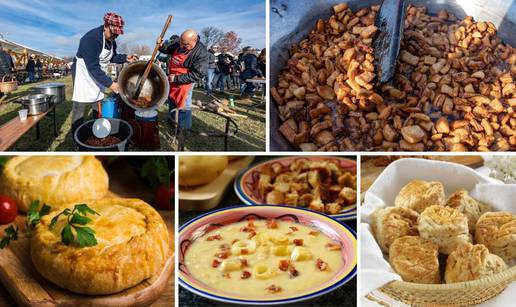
[0,0,265,57]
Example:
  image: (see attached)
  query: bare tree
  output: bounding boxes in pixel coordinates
[130,44,152,56]
[219,31,242,54]
[200,26,225,48]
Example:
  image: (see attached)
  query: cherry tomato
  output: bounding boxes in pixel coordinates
[0,195,18,225]
[154,184,174,211]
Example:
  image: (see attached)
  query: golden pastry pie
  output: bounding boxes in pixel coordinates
[31,198,170,295]
[0,156,108,212]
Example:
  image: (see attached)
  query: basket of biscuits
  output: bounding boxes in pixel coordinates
[361,158,516,306]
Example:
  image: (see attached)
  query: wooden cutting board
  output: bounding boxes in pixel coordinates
[0,163,174,307]
[360,156,485,192]
[179,156,255,211]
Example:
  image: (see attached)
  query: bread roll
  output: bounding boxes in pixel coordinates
[475,212,516,266]
[395,180,445,213]
[446,189,491,233]
[418,205,472,254]
[371,206,419,253]
[445,243,507,283]
[389,236,440,284]
[179,156,228,186]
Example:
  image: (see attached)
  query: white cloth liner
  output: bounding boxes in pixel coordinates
[360,158,516,306]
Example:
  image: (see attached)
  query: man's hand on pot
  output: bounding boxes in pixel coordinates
[110,82,120,94]
[168,74,176,83]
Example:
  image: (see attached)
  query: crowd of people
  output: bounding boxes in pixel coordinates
[25,55,71,83]
[205,45,265,98]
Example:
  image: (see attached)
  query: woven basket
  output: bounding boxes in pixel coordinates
[0,75,18,93]
[378,265,516,307]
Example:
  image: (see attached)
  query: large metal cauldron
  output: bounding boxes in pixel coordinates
[269,0,516,151]
[118,61,170,111]
[33,83,66,104]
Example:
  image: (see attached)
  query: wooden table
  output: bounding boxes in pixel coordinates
[361,156,485,193]
[0,105,57,151]
[0,158,174,306]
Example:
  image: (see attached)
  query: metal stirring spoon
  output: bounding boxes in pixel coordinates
[374,0,407,83]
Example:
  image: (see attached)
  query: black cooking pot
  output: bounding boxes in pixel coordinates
[74,118,133,151]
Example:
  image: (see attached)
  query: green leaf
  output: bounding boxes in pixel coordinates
[0,157,8,174]
[39,204,51,217]
[61,224,74,245]
[49,215,61,229]
[74,204,98,216]
[70,214,92,225]
[75,226,98,247]
[0,226,19,249]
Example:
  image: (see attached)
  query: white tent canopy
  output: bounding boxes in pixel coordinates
[0,36,63,60]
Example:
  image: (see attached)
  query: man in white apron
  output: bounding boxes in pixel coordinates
[71,12,137,133]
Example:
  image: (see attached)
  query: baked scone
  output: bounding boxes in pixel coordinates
[31,198,170,295]
[445,243,507,283]
[475,212,516,266]
[418,205,472,254]
[394,180,445,213]
[0,156,108,212]
[446,189,491,233]
[179,156,228,186]
[389,236,440,284]
[371,206,419,252]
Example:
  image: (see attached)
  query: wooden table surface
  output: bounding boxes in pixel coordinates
[0,105,55,151]
[0,158,174,307]
[360,156,485,193]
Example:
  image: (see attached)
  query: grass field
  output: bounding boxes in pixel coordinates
[0,76,265,152]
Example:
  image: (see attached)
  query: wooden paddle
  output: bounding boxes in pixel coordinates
[132,15,173,100]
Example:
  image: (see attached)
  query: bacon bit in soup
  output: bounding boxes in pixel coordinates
[248,231,257,239]
[219,243,230,249]
[326,243,341,251]
[316,258,329,271]
[232,239,239,244]
[288,264,299,278]
[309,231,319,236]
[247,221,255,228]
[266,285,282,293]
[240,226,255,232]
[293,239,304,246]
[215,250,230,259]
[241,248,249,255]
[240,258,249,268]
[278,259,290,271]
[266,218,278,229]
[211,259,221,268]
[289,226,299,232]
[241,270,251,279]
[207,234,222,241]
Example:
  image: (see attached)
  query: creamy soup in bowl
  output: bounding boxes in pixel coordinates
[179,205,357,305]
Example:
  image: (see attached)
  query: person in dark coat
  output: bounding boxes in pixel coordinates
[205,46,217,95]
[240,47,263,98]
[215,48,231,94]
[26,55,35,82]
[0,43,15,99]
[158,29,208,130]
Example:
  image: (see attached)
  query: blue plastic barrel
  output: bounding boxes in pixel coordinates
[101,97,119,118]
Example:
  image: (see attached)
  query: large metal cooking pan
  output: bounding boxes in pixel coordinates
[118,61,170,111]
[33,83,65,104]
[269,0,516,151]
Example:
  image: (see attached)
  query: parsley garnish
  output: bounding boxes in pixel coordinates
[0,225,18,249]
[26,200,51,231]
[50,204,99,247]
